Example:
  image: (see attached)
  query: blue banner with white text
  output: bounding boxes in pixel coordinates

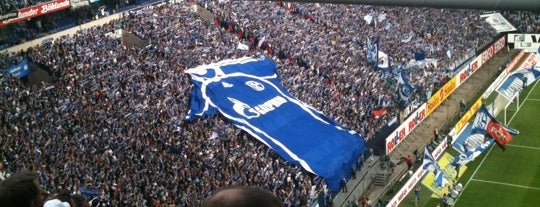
[2,59,30,78]
[185,56,365,191]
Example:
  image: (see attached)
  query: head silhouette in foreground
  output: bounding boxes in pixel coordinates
[201,186,282,207]
[0,171,47,207]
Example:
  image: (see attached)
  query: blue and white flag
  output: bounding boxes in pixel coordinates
[396,68,413,104]
[434,168,448,187]
[366,38,377,63]
[377,51,391,71]
[422,147,447,187]
[374,37,392,72]
[497,67,540,100]
[422,147,438,172]
[2,59,30,78]
[185,56,365,191]
[452,139,494,166]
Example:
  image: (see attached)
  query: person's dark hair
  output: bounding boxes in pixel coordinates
[0,171,44,207]
[71,194,89,207]
[201,186,282,207]
[53,189,72,203]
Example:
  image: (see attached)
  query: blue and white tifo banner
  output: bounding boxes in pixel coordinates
[452,105,519,166]
[1,59,30,78]
[185,56,365,191]
[497,67,540,100]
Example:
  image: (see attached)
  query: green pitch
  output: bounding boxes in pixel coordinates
[400,81,540,207]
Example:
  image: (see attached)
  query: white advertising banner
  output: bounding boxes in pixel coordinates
[507,33,540,53]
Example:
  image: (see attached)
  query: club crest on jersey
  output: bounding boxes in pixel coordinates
[246,81,265,91]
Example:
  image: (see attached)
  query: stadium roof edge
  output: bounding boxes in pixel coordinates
[266,0,540,12]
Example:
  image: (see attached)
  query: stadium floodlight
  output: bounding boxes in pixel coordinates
[268,0,540,11]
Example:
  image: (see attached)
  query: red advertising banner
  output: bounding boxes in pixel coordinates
[0,0,71,27]
[385,104,427,154]
[481,36,506,65]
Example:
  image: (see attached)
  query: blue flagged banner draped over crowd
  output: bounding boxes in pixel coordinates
[184,56,365,191]
[1,59,30,78]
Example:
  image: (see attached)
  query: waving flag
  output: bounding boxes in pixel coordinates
[237,42,249,51]
[377,51,391,71]
[434,169,448,187]
[374,37,392,72]
[372,107,388,119]
[395,66,413,104]
[366,37,377,63]
[422,147,437,172]
[422,147,447,187]
[473,105,519,150]
[185,56,365,191]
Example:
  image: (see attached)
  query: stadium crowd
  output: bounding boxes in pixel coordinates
[503,11,540,33]
[0,0,525,206]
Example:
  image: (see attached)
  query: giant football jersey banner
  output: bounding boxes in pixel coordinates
[185,56,365,190]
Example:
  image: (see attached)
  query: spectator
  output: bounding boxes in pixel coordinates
[442,193,449,207]
[414,185,421,206]
[341,177,348,192]
[405,154,413,170]
[459,99,466,116]
[0,163,9,181]
[0,171,48,207]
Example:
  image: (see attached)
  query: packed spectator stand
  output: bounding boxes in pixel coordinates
[1,0,537,206]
